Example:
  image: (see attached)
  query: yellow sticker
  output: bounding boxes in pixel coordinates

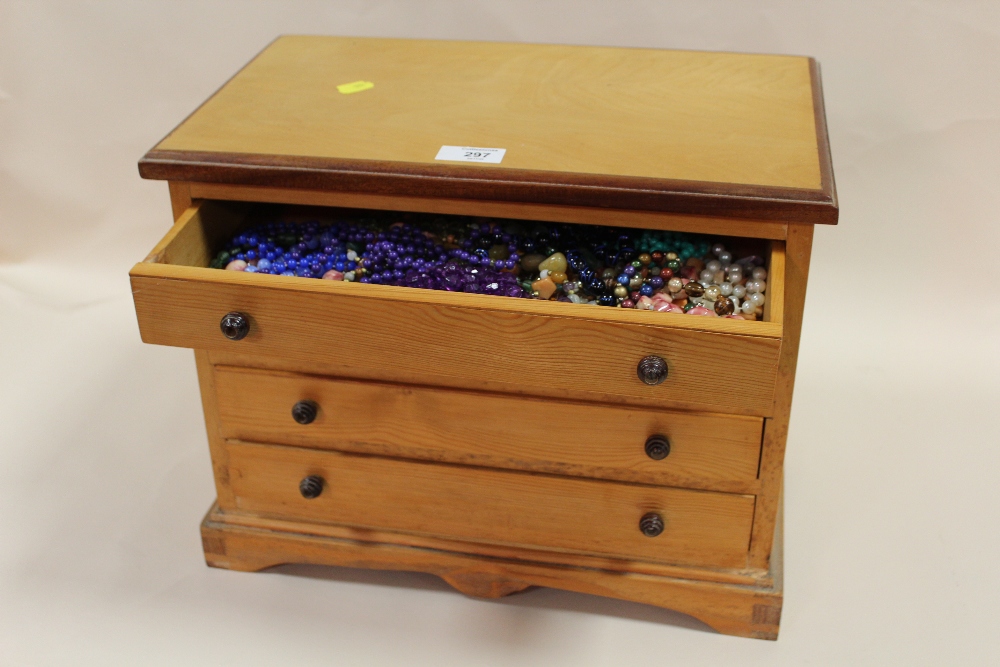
[337,80,374,95]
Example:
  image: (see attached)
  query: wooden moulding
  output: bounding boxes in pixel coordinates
[209,496,769,587]
[201,501,784,640]
[809,59,838,219]
[144,149,836,225]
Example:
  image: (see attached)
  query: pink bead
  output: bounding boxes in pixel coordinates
[322,270,345,281]
[637,295,654,310]
[686,306,717,316]
[225,260,247,271]
[656,302,685,313]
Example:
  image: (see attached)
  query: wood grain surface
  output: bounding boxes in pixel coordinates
[155,36,821,187]
[131,266,781,415]
[212,365,764,493]
[194,350,236,507]
[142,200,247,267]
[211,502,770,585]
[764,240,785,324]
[222,440,755,569]
[140,36,837,222]
[749,223,814,568]
[201,503,782,639]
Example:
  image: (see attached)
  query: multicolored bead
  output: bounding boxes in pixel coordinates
[208,213,769,321]
[714,296,735,316]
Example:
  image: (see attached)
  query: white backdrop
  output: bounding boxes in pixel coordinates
[2,2,998,665]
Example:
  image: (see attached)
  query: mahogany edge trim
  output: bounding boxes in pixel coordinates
[809,58,839,222]
[139,149,838,224]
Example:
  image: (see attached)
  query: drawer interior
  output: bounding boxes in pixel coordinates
[138,199,786,330]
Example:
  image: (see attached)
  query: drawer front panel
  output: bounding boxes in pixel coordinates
[213,366,764,493]
[224,440,755,569]
[131,269,780,416]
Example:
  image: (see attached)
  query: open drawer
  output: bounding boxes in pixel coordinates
[130,200,786,416]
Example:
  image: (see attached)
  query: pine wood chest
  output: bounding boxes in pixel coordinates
[131,35,837,639]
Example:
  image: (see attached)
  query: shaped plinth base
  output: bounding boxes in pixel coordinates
[201,503,783,640]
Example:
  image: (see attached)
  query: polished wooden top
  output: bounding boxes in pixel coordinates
[141,36,837,223]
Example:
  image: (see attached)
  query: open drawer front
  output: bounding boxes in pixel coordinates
[130,200,786,416]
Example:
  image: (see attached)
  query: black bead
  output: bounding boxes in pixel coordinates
[640,512,664,537]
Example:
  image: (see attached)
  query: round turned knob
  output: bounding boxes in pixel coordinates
[640,512,664,537]
[219,312,250,340]
[299,475,324,499]
[644,435,671,460]
[636,355,668,385]
[291,400,318,425]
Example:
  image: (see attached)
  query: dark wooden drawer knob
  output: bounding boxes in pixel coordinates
[299,475,324,499]
[219,311,250,340]
[292,400,318,425]
[644,435,671,460]
[636,355,668,385]
[640,512,664,537]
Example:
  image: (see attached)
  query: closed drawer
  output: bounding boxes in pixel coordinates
[131,200,784,416]
[213,365,763,493]
[223,440,756,569]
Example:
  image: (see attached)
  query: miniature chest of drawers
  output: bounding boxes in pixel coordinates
[131,35,837,640]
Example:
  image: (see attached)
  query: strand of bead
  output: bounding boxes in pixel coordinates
[658,243,767,320]
[210,214,766,320]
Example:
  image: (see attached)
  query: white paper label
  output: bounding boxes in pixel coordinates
[435,145,506,164]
